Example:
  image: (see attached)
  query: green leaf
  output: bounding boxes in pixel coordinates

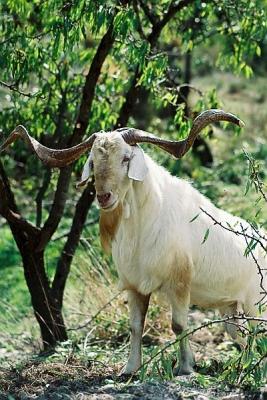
[202,228,210,244]
[256,45,261,56]
[190,213,200,223]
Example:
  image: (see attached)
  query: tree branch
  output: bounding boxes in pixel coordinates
[52,181,96,307]
[138,0,159,27]
[35,168,52,227]
[37,19,116,251]
[0,160,40,236]
[0,80,42,98]
[136,314,267,375]
[116,0,195,127]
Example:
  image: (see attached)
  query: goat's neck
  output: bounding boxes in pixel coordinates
[100,156,165,253]
[123,156,163,225]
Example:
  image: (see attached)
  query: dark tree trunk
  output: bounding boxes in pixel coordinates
[10,224,67,348]
[52,181,96,309]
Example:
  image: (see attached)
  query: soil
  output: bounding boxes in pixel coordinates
[0,361,266,400]
[0,310,266,399]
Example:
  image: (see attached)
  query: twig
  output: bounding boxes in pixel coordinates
[68,292,121,331]
[134,314,267,375]
[241,223,267,305]
[52,218,98,242]
[244,150,267,203]
[0,80,43,98]
[199,207,267,305]
[200,207,267,252]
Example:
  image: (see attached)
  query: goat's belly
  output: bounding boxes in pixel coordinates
[190,260,255,308]
[190,283,240,308]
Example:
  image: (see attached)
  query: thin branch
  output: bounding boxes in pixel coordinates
[0,160,40,236]
[68,292,121,331]
[241,223,267,305]
[0,80,43,98]
[200,207,267,252]
[134,314,267,375]
[245,151,267,203]
[200,207,267,306]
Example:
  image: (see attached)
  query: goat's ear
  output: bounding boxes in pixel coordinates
[77,153,93,187]
[128,145,148,181]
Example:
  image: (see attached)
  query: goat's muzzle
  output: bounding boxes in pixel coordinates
[97,191,114,209]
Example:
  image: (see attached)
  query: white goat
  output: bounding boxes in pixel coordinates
[1,109,266,375]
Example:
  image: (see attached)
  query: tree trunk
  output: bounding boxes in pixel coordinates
[10,224,67,348]
[52,181,96,309]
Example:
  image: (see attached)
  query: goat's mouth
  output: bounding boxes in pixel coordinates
[97,195,119,211]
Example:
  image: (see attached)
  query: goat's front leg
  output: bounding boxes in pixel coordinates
[170,290,195,375]
[122,290,150,375]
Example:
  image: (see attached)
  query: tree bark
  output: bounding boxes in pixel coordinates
[13,227,67,347]
[0,161,67,348]
[52,181,96,308]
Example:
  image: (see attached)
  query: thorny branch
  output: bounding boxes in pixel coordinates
[200,207,267,306]
[240,222,267,305]
[199,207,267,252]
[245,150,267,203]
[135,314,267,376]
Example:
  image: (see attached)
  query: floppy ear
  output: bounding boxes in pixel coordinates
[77,152,94,188]
[128,145,148,181]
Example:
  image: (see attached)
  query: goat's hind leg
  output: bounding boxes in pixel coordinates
[219,303,246,348]
[170,290,195,375]
[122,290,150,375]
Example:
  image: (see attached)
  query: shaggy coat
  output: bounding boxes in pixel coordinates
[87,132,266,375]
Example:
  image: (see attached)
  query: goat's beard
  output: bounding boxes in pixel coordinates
[99,202,123,254]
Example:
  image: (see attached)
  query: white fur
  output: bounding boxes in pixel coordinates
[89,132,267,375]
[114,154,265,307]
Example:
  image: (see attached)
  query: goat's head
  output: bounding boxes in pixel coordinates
[86,132,148,210]
[0,109,244,210]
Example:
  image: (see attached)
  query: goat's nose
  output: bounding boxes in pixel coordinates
[97,192,111,206]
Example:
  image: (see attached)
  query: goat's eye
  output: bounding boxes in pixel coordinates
[122,156,130,164]
[89,161,94,169]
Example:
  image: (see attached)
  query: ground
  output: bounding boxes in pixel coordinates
[0,308,266,399]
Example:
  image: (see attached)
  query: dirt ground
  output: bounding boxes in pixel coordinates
[0,313,266,400]
[0,360,266,400]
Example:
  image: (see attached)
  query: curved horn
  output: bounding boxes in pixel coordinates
[119,109,245,158]
[0,125,98,167]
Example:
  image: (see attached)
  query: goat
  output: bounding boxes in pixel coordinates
[1,109,266,375]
